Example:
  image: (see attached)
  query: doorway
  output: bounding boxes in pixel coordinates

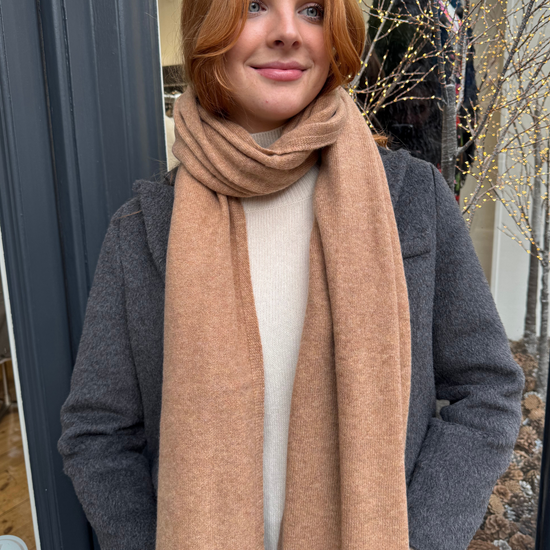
[0,225,38,549]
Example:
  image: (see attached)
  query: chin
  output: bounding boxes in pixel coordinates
[256,99,312,122]
[264,108,304,120]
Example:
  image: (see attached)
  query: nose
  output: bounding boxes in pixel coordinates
[267,5,302,49]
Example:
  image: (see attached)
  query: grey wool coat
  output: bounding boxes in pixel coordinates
[57,145,525,550]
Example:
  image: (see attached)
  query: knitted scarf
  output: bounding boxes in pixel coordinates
[156,85,412,549]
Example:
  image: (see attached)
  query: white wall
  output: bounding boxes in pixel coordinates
[489,0,550,341]
[158,0,181,67]
[491,198,533,340]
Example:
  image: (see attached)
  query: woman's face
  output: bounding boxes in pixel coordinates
[224,0,330,133]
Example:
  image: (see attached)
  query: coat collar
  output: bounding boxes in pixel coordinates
[131,145,411,282]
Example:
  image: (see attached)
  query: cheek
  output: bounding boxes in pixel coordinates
[224,31,255,76]
[309,34,331,77]
[224,47,243,78]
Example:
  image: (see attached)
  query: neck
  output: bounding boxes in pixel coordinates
[226,105,288,134]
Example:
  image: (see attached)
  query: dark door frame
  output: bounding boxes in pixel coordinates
[536,387,550,548]
[0,0,165,548]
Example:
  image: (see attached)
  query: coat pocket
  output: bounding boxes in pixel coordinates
[400,231,432,259]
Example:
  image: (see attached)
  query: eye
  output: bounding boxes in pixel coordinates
[300,4,324,20]
[248,1,262,12]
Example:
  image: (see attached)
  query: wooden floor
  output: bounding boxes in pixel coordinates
[0,408,37,549]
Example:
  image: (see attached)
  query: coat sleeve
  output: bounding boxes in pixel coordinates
[57,209,157,550]
[406,165,525,550]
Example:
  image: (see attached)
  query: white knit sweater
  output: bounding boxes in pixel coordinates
[241,127,320,550]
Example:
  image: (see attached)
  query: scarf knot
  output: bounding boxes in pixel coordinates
[172,86,347,197]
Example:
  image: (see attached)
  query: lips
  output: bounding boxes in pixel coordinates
[253,61,306,70]
[251,61,307,82]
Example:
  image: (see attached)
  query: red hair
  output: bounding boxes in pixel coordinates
[179,0,389,146]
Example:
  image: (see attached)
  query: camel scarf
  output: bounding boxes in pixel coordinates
[155,85,412,550]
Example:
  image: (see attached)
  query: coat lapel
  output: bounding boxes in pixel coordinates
[132,177,174,283]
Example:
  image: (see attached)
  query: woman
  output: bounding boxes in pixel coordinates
[57,0,525,549]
